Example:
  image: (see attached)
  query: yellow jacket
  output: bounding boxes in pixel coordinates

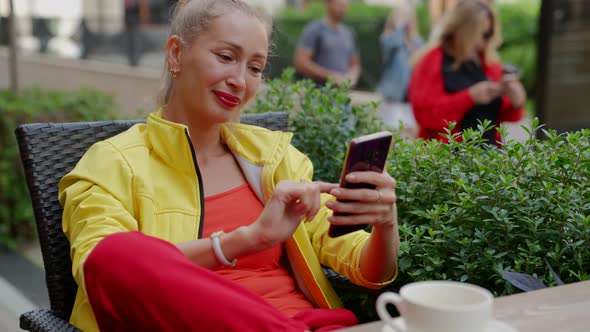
[59,112,395,331]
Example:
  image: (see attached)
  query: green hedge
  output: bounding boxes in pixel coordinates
[0,88,117,248]
[271,1,540,96]
[392,120,590,290]
[248,71,589,322]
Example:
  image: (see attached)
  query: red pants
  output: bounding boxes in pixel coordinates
[84,232,357,331]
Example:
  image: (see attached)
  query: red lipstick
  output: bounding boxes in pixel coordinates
[213,91,241,108]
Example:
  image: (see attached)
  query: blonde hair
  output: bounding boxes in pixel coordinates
[412,0,501,67]
[382,4,417,37]
[157,0,273,109]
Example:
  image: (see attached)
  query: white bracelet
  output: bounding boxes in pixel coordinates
[210,231,236,267]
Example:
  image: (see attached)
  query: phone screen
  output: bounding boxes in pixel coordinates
[501,64,521,82]
[328,131,393,237]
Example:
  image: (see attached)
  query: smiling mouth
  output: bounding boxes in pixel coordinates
[213,91,241,108]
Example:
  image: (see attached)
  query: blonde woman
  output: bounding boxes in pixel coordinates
[408,0,525,144]
[59,0,399,331]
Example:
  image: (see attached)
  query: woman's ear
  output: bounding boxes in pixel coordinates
[165,35,184,73]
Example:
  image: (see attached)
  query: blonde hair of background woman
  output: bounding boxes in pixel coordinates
[411,0,501,68]
[156,0,273,111]
[382,2,419,40]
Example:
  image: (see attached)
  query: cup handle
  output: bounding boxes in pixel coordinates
[376,292,404,331]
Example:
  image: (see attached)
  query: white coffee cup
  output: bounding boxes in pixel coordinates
[376,280,494,332]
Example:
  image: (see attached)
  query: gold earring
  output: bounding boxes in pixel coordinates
[170,69,177,79]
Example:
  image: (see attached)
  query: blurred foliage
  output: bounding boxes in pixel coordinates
[0,88,117,249]
[496,0,540,98]
[281,1,390,18]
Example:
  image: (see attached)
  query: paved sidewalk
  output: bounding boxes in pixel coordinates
[0,275,38,332]
[0,245,48,332]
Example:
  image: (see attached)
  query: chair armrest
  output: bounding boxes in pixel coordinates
[323,266,371,292]
[20,309,81,332]
[323,266,399,293]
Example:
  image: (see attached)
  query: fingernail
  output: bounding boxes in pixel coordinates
[331,189,341,196]
[347,174,356,180]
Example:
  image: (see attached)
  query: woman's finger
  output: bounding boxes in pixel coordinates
[344,171,396,188]
[315,181,339,193]
[299,181,321,221]
[328,212,393,227]
[331,187,396,204]
[327,200,392,215]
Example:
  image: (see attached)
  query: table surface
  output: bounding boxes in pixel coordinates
[339,280,590,332]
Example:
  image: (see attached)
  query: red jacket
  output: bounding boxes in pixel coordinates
[408,47,524,142]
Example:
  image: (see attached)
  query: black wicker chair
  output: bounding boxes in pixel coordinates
[15,112,355,331]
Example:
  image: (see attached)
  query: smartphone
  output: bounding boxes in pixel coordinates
[328,131,394,237]
[501,64,521,82]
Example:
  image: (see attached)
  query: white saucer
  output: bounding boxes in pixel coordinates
[381,317,518,332]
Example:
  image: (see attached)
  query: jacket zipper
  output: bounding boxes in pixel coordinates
[185,129,205,239]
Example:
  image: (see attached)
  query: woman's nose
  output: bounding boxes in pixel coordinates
[226,66,246,91]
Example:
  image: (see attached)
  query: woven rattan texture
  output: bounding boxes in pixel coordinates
[20,309,81,332]
[239,112,289,131]
[15,113,287,331]
[16,120,144,321]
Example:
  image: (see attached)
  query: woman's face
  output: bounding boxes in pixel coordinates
[474,14,493,52]
[171,11,268,124]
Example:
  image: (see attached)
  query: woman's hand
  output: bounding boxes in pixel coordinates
[248,180,338,250]
[501,80,526,108]
[325,171,397,231]
[468,81,502,105]
[178,180,334,269]
[326,171,399,283]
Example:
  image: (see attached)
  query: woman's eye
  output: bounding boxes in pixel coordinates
[250,66,263,74]
[217,53,233,62]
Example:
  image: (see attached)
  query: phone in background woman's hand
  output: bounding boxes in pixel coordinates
[501,64,526,108]
[501,64,521,82]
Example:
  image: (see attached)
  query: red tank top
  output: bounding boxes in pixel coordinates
[202,183,314,317]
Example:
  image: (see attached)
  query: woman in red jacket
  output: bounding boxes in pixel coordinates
[408,0,525,144]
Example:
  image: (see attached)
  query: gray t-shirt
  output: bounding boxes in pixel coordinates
[297,20,358,76]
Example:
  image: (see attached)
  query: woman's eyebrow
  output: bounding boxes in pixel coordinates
[220,40,267,60]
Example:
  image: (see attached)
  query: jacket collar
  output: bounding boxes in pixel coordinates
[221,122,293,202]
[146,111,196,175]
[220,122,293,166]
[146,111,293,179]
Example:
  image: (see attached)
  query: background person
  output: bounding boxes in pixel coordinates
[429,0,459,27]
[428,0,497,44]
[294,0,361,86]
[59,0,399,331]
[408,0,525,144]
[376,3,423,138]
